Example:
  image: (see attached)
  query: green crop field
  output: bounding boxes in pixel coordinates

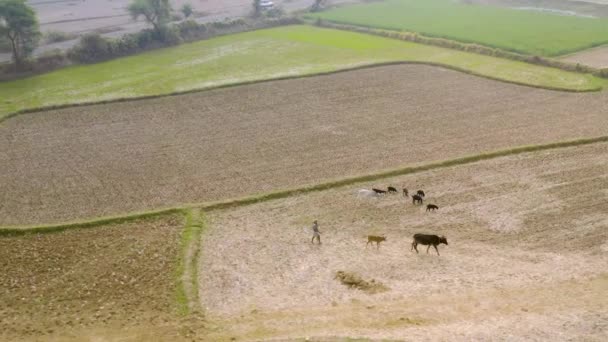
[0,25,603,121]
[310,0,608,56]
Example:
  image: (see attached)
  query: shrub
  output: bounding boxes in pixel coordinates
[33,49,69,71]
[43,31,77,44]
[157,26,182,45]
[177,20,206,40]
[67,33,112,63]
[264,6,285,18]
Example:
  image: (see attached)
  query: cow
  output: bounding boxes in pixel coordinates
[426,204,439,212]
[366,235,386,249]
[411,234,448,256]
[416,190,426,197]
[372,188,387,195]
[412,194,423,205]
[387,186,398,194]
[357,189,379,199]
[403,188,409,197]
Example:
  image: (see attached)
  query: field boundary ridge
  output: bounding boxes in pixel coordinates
[2,135,607,234]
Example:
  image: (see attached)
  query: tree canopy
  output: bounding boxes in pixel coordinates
[128,0,171,32]
[0,0,40,69]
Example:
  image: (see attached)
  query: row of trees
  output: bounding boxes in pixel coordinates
[1,0,324,72]
[0,0,195,71]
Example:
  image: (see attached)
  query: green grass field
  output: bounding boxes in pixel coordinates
[0,25,603,121]
[310,0,608,56]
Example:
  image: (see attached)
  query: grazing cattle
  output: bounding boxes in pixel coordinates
[411,234,448,256]
[366,235,386,249]
[387,186,398,194]
[403,188,409,197]
[412,194,423,205]
[357,189,379,198]
[372,188,387,195]
[426,204,439,212]
[416,190,426,197]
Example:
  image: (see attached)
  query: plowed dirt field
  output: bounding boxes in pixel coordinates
[2,65,607,226]
[0,215,206,341]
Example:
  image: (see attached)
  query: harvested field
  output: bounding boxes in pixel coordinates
[0,215,205,341]
[561,45,608,69]
[199,142,608,340]
[1,65,608,226]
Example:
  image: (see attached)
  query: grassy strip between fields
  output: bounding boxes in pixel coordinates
[175,208,205,315]
[2,135,607,235]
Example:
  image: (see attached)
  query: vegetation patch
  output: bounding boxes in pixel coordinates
[309,0,608,56]
[0,25,603,121]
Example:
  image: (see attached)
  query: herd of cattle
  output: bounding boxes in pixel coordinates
[357,186,448,255]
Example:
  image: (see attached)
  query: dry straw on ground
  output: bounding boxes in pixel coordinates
[200,142,608,340]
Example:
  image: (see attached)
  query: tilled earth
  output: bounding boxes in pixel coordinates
[2,65,607,226]
[0,215,205,341]
[200,143,608,340]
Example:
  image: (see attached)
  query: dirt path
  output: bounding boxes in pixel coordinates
[199,142,608,340]
[2,65,607,226]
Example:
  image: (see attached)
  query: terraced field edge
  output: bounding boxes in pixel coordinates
[176,209,205,315]
[0,60,600,125]
[2,135,607,234]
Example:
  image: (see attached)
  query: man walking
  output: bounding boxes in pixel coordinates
[311,220,321,244]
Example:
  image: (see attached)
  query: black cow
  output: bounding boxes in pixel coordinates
[412,194,423,205]
[426,204,439,212]
[387,186,398,194]
[416,190,426,197]
[411,234,448,256]
[372,188,387,195]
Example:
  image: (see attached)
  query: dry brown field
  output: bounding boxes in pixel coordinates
[561,45,608,69]
[0,215,207,341]
[2,65,608,226]
[200,142,608,341]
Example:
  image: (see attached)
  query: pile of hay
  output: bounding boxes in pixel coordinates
[334,271,389,294]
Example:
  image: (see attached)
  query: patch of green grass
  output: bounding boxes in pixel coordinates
[175,209,205,315]
[309,0,608,56]
[0,25,603,121]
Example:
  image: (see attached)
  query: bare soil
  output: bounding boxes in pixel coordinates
[0,215,207,341]
[199,142,608,340]
[561,45,608,68]
[2,65,608,226]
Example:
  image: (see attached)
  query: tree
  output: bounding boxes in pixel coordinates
[252,0,261,17]
[181,3,193,19]
[0,0,40,70]
[311,0,326,12]
[128,0,171,33]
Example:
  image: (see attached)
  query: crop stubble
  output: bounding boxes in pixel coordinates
[1,65,607,225]
[199,143,608,340]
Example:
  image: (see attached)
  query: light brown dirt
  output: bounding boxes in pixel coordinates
[2,65,608,226]
[0,215,207,341]
[199,142,608,341]
[561,45,608,68]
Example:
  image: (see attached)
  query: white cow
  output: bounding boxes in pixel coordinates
[357,189,379,199]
